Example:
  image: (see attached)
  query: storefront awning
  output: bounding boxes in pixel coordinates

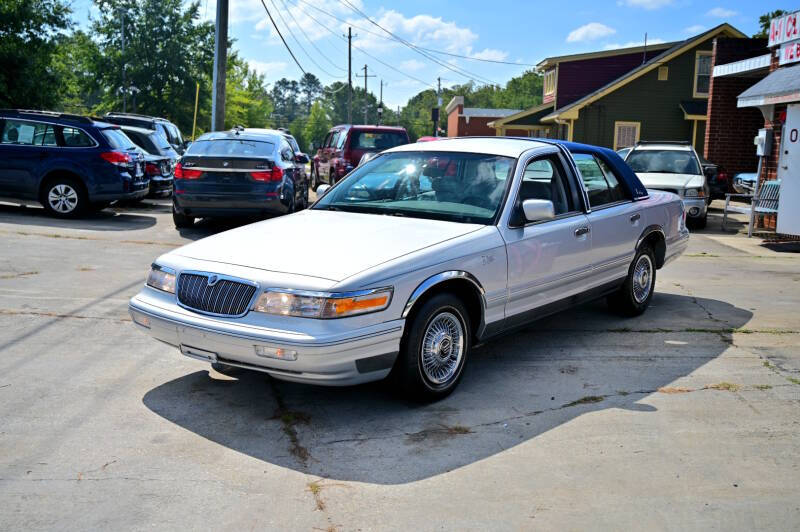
[738,63,800,107]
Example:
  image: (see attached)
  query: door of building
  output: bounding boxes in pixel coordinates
[777,104,800,236]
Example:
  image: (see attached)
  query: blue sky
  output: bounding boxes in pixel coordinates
[70,0,782,109]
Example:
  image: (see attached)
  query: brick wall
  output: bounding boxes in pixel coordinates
[704,38,768,175]
[446,102,462,137]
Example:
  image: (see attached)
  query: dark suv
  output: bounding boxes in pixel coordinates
[311,125,408,189]
[103,112,188,154]
[0,109,148,217]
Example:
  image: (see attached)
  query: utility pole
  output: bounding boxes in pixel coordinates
[347,27,352,124]
[361,64,375,125]
[211,0,228,131]
[435,77,442,137]
[120,9,126,113]
[378,80,385,126]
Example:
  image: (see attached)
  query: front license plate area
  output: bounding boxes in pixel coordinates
[180,344,218,363]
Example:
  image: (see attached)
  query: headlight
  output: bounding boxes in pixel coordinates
[146,264,176,293]
[684,187,704,197]
[253,288,392,318]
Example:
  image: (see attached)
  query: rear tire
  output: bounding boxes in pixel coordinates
[310,165,318,190]
[607,245,656,316]
[172,203,194,228]
[391,293,471,402]
[40,177,87,218]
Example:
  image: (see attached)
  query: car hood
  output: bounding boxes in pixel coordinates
[173,210,483,283]
[635,172,704,190]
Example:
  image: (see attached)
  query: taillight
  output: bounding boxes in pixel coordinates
[250,166,283,182]
[100,151,132,166]
[717,171,729,182]
[174,162,202,179]
[145,162,160,176]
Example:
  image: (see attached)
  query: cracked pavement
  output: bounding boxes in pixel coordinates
[0,199,798,530]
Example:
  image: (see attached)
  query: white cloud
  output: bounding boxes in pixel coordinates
[707,7,737,18]
[567,22,616,43]
[398,59,426,71]
[470,48,509,61]
[617,0,673,9]
[684,24,706,34]
[350,10,478,54]
[247,60,287,77]
[603,38,666,50]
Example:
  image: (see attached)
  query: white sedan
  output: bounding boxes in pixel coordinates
[129,137,688,401]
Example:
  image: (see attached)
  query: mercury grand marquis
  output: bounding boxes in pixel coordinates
[129,137,689,401]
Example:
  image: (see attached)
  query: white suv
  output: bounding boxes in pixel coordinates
[624,142,709,229]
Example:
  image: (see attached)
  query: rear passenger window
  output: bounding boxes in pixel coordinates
[519,156,575,216]
[1,120,56,146]
[574,153,627,208]
[61,127,94,147]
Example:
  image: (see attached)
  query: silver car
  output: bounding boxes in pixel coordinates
[129,138,689,401]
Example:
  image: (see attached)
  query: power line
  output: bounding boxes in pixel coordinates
[259,0,306,75]
[275,0,347,73]
[268,0,344,78]
[289,0,436,90]
[417,47,536,67]
[336,0,500,86]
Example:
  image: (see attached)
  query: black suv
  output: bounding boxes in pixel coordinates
[103,112,188,154]
[0,109,148,217]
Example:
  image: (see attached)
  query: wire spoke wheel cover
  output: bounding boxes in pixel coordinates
[632,254,653,303]
[420,311,465,385]
[47,184,79,213]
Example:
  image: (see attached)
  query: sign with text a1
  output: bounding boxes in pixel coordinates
[769,11,800,48]
[780,41,800,66]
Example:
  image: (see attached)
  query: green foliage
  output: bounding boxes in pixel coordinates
[303,101,331,152]
[0,0,74,108]
[224,54,273,130]
[754,10,788,38]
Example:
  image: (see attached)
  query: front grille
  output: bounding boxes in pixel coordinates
[177,273,257,316]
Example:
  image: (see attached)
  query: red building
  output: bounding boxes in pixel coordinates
[445,96,526,137]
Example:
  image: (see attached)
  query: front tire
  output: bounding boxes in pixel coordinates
[172,203,194,228]
[687,213,707,230]
[41,177,86,218]
[607,245,656,316]
[392,293,471,402]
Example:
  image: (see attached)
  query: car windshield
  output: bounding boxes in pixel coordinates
[626,149,700,175]
[313,151,514,224]
[102,128,138,150]
[351,131,407,151]
[186,138,275,157]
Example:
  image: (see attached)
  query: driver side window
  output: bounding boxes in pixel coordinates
[519,156,575,216]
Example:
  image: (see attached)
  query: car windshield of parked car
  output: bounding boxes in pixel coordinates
[186,138,275,157]
[626,149,700,175]
[102,128,138,150]
[351,131,407,151]
[313,151,514,224]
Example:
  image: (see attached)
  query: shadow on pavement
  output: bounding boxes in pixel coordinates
[0,203,157,232]
[143,293,752,485]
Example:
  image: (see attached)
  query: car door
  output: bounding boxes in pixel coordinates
[573,152,642,286]
[0,119,59,198]
[499,151,594,328]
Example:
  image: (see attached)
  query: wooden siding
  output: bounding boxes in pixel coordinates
[572,41,714,148]
[556,49,667,109]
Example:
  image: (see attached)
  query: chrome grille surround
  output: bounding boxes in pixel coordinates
[176,271,258,317]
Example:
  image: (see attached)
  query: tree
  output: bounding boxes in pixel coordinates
[303,101,331,152]
[224,54,273,129]
[0,0,74,108]
[299,73,323,115]
[51,31,103,114]
[754,10,788,38]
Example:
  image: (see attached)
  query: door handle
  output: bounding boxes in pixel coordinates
[574,226,590,237]
[630,213,641,223]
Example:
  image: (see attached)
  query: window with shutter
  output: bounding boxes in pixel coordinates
[613,122,640,150]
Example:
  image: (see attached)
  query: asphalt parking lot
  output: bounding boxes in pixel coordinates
[1,198,798,530]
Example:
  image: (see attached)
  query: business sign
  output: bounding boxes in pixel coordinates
[769,11,800,47]
[780,40,800,65]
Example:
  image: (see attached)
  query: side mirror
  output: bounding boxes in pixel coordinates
[521,199,555,223]
[316,184,331,197]
[295,152,310,164]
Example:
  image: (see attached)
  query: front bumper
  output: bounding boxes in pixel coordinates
[129,295,404,386]
[682,197,707,218]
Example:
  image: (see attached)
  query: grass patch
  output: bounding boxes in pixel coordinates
[753,384,772,390]
[658,386,693,394]
[705,382,740,392]
[787,377,800,385]
[307,481,325,511]
[563,395,604,408]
